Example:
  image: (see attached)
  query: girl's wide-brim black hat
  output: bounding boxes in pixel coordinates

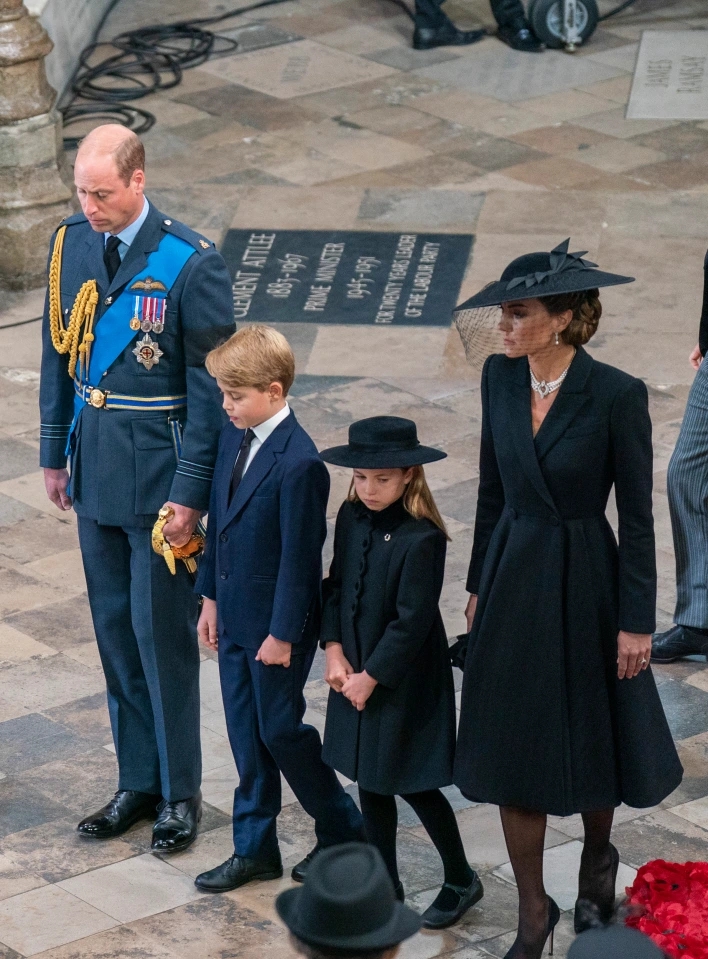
[275,843,422,951]
[320,416,446,469]
[455,238,635,310]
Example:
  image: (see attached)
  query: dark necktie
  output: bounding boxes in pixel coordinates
[229,428,256,504]
[104,235,121,283]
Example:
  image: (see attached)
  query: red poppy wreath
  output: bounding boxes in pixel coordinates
[625,860,708,958]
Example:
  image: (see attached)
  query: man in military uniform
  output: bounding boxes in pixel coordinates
[40,124,234,852]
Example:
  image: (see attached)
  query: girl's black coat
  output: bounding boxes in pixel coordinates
[320,498,456,795]
[454,348,683,815]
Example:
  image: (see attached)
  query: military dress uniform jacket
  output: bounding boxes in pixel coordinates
[320,498,456,796]
[39,201,235,527]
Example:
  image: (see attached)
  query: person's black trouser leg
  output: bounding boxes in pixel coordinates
[490,0,527,27]
[414,0,449,29]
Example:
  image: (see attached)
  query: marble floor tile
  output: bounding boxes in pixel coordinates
[0,623,56,665]
[510,124,614,155]
[503,156,603,190]
[0,714,92,777]
[0,816,135,883]
[14,746,117,817]
[58,853,202,923]
[0,514,79,566]
[155,823,235,880]
[612,808,708,869]
[21,549,85,594]
[315,23,409,56]
[357,187,485,229]
[0,655,104,713]
[494,839,636,911]
[231,186,364,229]
[519,90,619,122]
[0,438,41,483]
[0,853,46,903]
[199,39,396,99]
[416,47,624,103]
[449,135,547,173]
[0,884,116,956]
[561,139,666,174]
[0,470,74,519]
[578,75,633,105]
[22,924,175,959]
[576,108,679,140]
[475,190,605,237]
[43,692,111,745]
[367,45,463,73]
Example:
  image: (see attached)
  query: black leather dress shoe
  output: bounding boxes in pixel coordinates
[498,20,544,52]
[413,25,487,50]
[151,792,202,853]
[421,873,484,929]
[291,842,323,882]
[195,851,283,893]
[651,624,708,663]
[78,790,161,839]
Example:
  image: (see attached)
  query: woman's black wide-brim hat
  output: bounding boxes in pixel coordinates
[320,416,446,469]
[456,238,635,310]
[276,843,422,951]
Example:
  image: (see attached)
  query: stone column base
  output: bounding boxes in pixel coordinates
[0,109,71,289]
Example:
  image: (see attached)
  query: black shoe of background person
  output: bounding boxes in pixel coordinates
[413,24,487,50]
[195,851,284,893]
[151,792,202,853]
[651,624,708,663]
[498,19,544,52]
[292,842,323,883]
[421,872,484,929]
[77,789,161,839]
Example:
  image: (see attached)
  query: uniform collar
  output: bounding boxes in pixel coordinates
[251,403,290,445]
[105,197,149,249]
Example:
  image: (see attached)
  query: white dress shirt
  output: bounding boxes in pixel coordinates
[243,403,291,475]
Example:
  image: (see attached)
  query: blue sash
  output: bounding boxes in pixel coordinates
[68,232,194,448]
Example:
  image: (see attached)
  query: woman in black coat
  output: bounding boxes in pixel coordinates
[453,242,683,959]
[319,416,482,931]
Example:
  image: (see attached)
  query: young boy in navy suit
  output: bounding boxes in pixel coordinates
[194,325,364,893]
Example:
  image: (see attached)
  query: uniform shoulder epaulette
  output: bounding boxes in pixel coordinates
[59,211,88,228]
[160,218,215,254]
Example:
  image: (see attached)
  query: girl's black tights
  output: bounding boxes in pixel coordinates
[358,786,474,888]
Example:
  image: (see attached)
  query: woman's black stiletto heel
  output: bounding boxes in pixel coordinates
[503,896,560,959]
[574,842,620,933]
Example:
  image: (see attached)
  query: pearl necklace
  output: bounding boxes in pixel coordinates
[529,351,576,399]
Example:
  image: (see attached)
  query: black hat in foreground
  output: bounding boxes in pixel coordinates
[276,843,422,951]
[568,926,665,959]
[455,239,635,311]
[320,416,446,469]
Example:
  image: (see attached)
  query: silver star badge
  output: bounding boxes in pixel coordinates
[133,333,163,370]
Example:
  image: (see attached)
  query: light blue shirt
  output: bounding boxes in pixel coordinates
[105,198,149,260]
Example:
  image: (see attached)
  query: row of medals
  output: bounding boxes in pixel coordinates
[131,296,164,370]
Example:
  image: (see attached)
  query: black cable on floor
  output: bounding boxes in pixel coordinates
[599,0,639,22]
[61,0,299,148]
[0,316,42,331]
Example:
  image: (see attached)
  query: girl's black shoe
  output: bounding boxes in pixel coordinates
[421,873,484,929]
[503,897,560,959]
[574,842,620,933]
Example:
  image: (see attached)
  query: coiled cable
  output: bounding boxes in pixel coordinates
[61,0,297,147]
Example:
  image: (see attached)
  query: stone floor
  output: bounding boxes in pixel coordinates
[2,0,708,956]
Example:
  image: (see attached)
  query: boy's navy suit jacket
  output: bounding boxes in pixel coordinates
[195,411,330,650]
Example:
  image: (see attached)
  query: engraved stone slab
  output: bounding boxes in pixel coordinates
[198,39,396,99]
[628,31,708,119]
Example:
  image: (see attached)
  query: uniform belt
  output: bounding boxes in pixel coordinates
[74,380,187,411]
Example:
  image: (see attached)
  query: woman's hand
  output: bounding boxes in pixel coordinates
[342,670,378,711]
[690,343,703,371]
[465,594,478,633]
[197,597,218,651]
[617,631,652,679]
[325,642,353,692]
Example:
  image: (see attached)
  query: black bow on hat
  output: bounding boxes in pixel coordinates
[454,239,634,311]
[276,843,422,951]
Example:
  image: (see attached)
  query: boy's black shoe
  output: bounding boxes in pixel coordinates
[291,842,322,883]
[195,852,283,893]
[77,790,161,839]
[421,873,484,929]
[151,793,202,853]
[413,25,487,50]
[651,624,708,663]
[498,19,544,52]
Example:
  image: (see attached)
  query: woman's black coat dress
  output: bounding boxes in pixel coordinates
[454,348,682,816]
[320,498,456,795]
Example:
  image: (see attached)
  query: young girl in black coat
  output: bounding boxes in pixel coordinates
[319,416,483,930]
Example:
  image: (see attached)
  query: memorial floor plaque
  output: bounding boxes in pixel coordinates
[628,31,708,120]
[221,230,474,326]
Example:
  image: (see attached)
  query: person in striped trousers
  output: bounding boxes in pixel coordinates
[652,251,708,663]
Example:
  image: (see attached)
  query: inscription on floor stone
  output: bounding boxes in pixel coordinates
[199,39,395,98]
[221,230,474,326]
[628,31,708,119]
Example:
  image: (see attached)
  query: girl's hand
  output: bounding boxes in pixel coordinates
[198,597,218,651]
[617,631,652,679]
[342,671,378,711]
[325,642,353,692]
[465,594,478,633]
